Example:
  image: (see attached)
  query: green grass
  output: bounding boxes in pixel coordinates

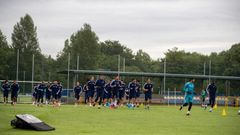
[0,104,239,135]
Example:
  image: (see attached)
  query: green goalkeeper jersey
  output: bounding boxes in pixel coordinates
[201,90,207,98]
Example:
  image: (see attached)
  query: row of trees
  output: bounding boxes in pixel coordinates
[0,14,239,95]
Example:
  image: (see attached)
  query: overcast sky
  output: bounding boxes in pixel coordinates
[0,0,239,59]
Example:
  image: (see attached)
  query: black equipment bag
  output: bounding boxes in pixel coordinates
[11,114,55,131]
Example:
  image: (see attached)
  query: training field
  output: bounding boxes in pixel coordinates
[0,104,239,135]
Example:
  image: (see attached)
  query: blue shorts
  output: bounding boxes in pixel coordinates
[145,93,152,101]
[184,94,193,103]
[136,92,140,98]
[103,91,110,99]
[111,89,118,99]
[129,91,136,99]
[3,91,9,98]
[52,92,58,100]
[88,90,94,98]
[118,90,125,99]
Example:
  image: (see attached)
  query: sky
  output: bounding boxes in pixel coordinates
[0,0,239,59]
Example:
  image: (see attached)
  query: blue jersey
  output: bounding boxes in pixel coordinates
[50,84,59,94]
[119,83,126,91]
[105,83,112,93]
[111,80,121,90]
[58,84,63,94]
[2,84,10,93]
[128,82,137,93]
[74,86,82,95]
[144,83,153,94]
[184,82,194,95]
[207,83,217,97]
[95,79,105,89]
[46,85,51,95]
[11,83,19,94]
[37,84,46,92]
[87,80,95,91]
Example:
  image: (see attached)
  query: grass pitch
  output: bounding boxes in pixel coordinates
[0,104,239,135]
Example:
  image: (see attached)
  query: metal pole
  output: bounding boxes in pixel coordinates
[16,49,19,81]
[23,71,25,94]
[118,55,120,76]
[76,55,79,81]
[209,60,211,83]
[167,88,170,106]
[67,53,70,103]
[164,59,166,96]
[31,54,35,93]
[48,72,51,82]
[203,62,206,75]
[123,57,125,81]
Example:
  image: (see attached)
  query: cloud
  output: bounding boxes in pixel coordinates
[0,0,239,59]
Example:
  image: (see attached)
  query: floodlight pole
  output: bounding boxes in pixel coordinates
[123,57,125,81]
[31,54,35,93]
[67,53,70,103]
[209,60,211,83]
[23,71,25,94]
[16,49,19,81]
[76,55,79,81]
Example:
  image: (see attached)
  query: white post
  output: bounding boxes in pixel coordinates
[174,87,177,106]
[164,59,166,96]
[16,49,19,81]
[167,88,170,106]
[67,53,70,103]
[31,54,35,92]
[118,55,120,76]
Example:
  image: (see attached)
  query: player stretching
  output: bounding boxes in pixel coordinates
[179,78,195,116]
[207,81,217,112]
[1,80,10,104]
[143,78,153,110]
[74,81,82,106]
[94,76,106,109]
[10,80,20,106]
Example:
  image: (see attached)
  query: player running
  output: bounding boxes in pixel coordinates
[45,82,52,105]
[57,81,63,106]
[36,81,46,107]
[118,81,126,107]
[110,76,121,107]
[207,81,217,112]
[143,78,153,110]
[32,85,38,105]
[135,80,141,107]
[49,81,60,107]
[87,76,95,106]
[128,79,137,108]
[200,89,207,109]
[74,81,82,106]
[94,76,106,109]
[1,80,10,104]
[10,80,20,106]
[83,82,89,104]
[103,80,112,107]
[179,78,195,116]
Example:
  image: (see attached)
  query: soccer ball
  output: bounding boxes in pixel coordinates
[238,110,240,115]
